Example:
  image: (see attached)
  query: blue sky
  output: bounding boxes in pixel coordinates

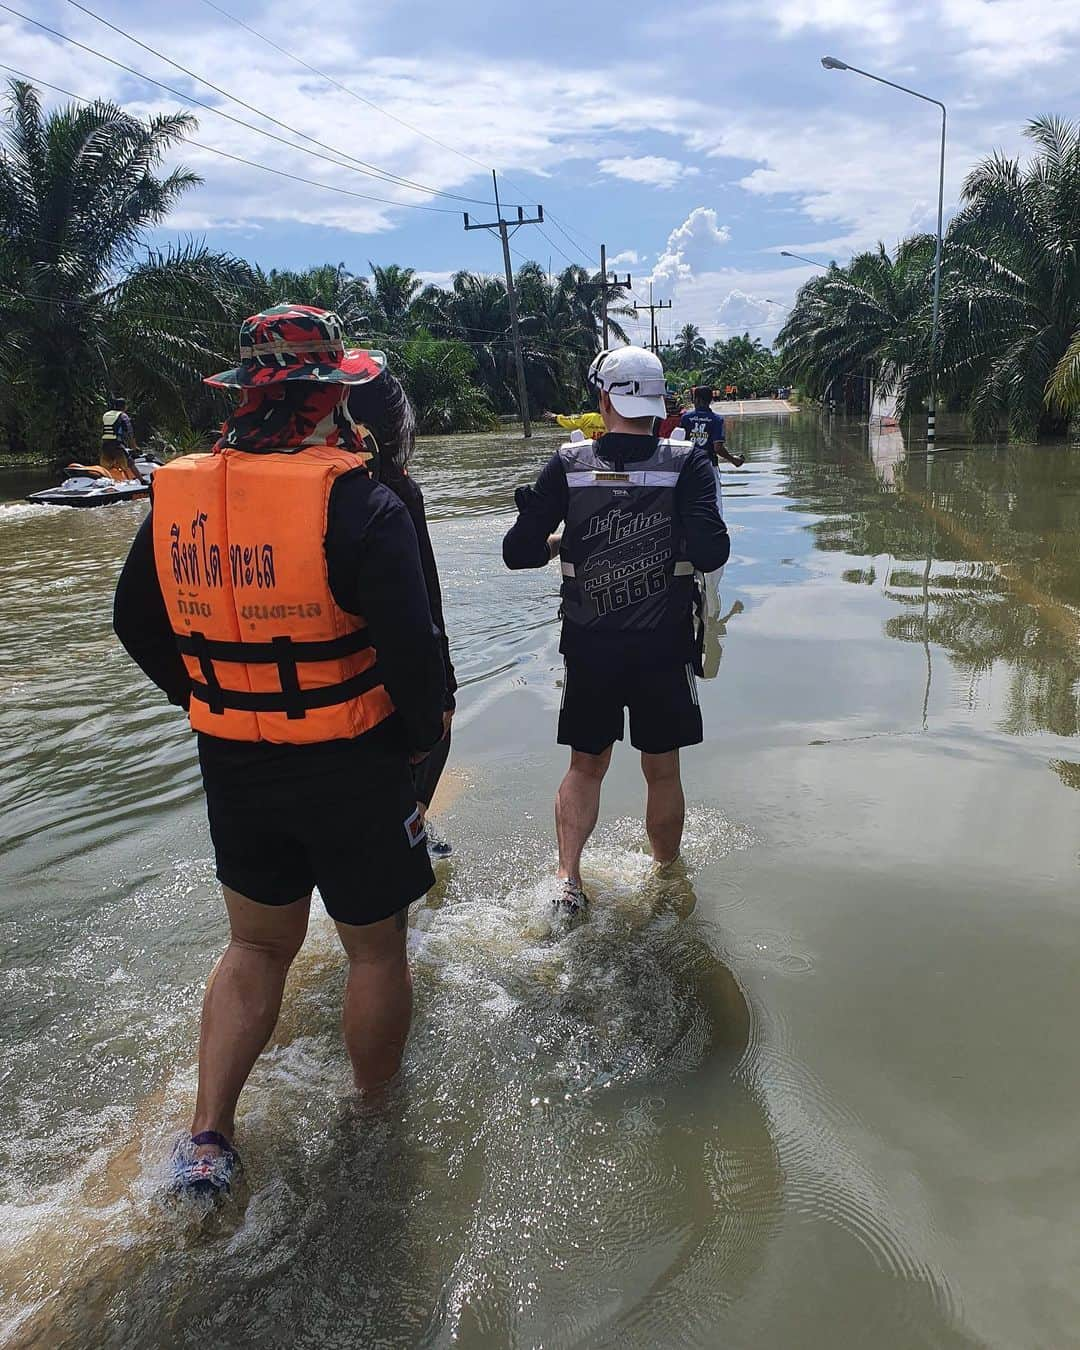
[5,0,1080,345]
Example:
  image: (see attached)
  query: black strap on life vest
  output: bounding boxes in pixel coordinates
[177,628,377,721]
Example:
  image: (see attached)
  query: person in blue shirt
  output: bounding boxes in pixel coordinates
[679,387,745,468]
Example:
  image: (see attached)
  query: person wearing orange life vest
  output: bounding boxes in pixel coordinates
[113,305,446,1199]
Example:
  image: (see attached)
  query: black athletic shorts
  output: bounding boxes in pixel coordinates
[557,658,703,755]
[198,733,435,925]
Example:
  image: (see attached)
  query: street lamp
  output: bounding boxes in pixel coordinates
[780,250,829,270]
[820,56,946,448]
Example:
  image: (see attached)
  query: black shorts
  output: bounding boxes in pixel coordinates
[199,735,435,925]
[557,658,703,755]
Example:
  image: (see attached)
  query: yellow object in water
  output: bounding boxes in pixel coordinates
[554,412,605,437]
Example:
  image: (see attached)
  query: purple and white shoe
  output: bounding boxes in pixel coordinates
[168,1130,242,1200]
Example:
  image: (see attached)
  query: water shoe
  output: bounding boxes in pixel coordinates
[168,1130,242,1200]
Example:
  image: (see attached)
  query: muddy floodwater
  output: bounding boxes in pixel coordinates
[1,415,1078,1348]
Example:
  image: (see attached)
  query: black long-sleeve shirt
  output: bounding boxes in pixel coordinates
[114,469,447,761]
[502,432,730,665]
[381,465,456,706]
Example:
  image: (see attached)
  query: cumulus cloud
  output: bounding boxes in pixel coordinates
[608,249,641,266]
[650,207,731,289]
[714,289,783,333]
[597,155,696,188]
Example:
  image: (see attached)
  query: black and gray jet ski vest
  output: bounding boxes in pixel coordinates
[558,433,695,632]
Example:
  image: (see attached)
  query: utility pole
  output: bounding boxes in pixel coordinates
[633,282,671,355]
[597,243,632,349]
[464,171,543,437]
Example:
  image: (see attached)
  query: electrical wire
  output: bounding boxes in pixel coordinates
[63,0,501,207]
[0,284,619,353]
[191,0,612,274]
[0,5,496,209]
[197,0,495,177]
[0,63,459,215]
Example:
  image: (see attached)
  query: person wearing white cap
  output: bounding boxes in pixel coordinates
[503,345,730,914]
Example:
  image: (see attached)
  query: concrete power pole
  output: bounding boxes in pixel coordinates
[597,243,632,349]
[464,172,543,437]
[633,282,672,355]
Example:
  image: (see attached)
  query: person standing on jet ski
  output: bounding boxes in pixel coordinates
[100,397,145,481]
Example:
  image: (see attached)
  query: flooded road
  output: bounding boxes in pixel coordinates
[1,416,1078,1348]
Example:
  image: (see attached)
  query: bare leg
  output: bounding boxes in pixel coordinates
[336,909,413,1093]
[556,746,612,881]
[641,750,685,865]
[191,887,310,1149]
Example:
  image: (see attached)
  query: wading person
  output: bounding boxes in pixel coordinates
[114,306,446,1198]
[349,367,458,852]
[680,386,745,469]
[503,346,730,914]
[541,408,605,438]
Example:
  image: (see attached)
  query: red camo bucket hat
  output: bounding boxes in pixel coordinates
[205,304,386,389]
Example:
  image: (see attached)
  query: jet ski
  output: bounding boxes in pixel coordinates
[26,453,162,508]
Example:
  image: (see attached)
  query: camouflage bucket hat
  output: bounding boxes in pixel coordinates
[204,304,386,389]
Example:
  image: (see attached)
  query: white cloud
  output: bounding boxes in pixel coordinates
[941,0,1080,75]
[714,289,783,334]
[650,207,731,289]
[770,0,909,45]
[598,155,695,188]
[608,249,641,266]
[0,10,705,236]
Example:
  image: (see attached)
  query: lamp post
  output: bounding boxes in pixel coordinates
[820,56,946,448]
[780,250,829,270]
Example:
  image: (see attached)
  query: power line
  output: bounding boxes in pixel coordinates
[62,0,498,207]
[0,64,459,215]
[190,0,611,275]
[0,5,496,209]
[196,0,496,178]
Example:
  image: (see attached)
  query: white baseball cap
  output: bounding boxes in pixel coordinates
[587,345,667,419]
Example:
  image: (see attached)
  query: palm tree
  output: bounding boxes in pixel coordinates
[394,336,496,435]
[0,80,256,457]
[776,240,935,415]
[418,270,516,411]
[943,115,1080,439]
[673,323,707,368]
[256,262,369,331]
[362,262,424,338]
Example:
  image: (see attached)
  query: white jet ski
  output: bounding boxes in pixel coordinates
[26,453,162,508]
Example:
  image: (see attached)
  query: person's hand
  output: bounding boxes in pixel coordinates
[441,708,454,739]
[409,748,430,765]
[547,531,563,561]
[541,411,558,423]
[732,454,746,467]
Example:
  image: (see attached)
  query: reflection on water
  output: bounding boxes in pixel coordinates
[2,418,1078,1347]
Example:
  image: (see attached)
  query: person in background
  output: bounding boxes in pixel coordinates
[503,346,729,915]
[680,387,745,469]
[100,397,144,481]
[348,365,457,854]
[657,392,684,439]
[541,409,605,439]
[114,306,446,1199]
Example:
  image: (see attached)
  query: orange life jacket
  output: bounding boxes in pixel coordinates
[151,445,395,744]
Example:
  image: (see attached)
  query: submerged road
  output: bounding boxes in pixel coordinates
[712,397,797,416]
[1,414,1078,1348]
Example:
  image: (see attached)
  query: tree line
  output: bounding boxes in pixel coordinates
[0,80,635,459]
[660,326,782,399]
[776,116,1080,442]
